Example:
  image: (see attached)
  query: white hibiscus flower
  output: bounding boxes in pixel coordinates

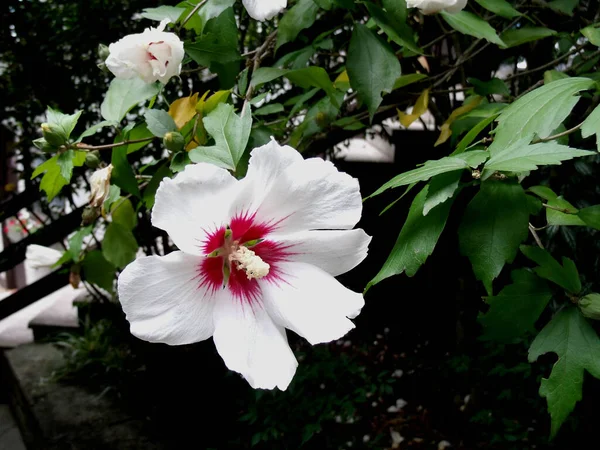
[243,0,287,21]
[407,0,468,14]
[105,19,184,84]
[117,140,371,390]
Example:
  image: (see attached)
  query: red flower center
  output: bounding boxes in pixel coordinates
[197,212,291,303]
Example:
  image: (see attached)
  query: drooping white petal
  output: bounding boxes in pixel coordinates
[253,156,362,233]
[152,163,239,255]
[25,244,63,269]
[230,138,303,216]
[212,296,298,390]
[242,0,287,21]
[444,0,468,14]
[260,262,364,345]
[272,229,371,276]
[118,251,215,345]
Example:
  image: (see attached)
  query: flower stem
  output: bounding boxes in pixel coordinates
[75,137,155,151]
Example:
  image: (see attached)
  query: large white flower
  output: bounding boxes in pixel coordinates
[242,0,287,21]
[105,19,184,84]
[26,244,62,269]
[407,0,467,14]
[117,140,371,390]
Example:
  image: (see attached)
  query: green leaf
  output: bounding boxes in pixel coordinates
[489,77,595,153]
[547,196,586,226]
[67,225,93,262]
[479,269,552,342]
[125,123,155,154]
[276,0,319,49]
[382,0,407,24]
[57,150,84,181]
[111,146,140,197]
[198,0,236,31]
[528,185,557,201]
[366,186,453,290]
[393,73,428,91]
[454,114,499,154]
[365,2,422,54]
[548,0,579,15]
[581,24,600,47]
[144,109,178,137]
[82,250,116,292]
[458,180,530,295]
[367,151,486,198]
[111,198,138,230]
[581,103,600,151]
[140,6,185,22]
[520,245,581,293]
[423,171,461,215]
[170,151,191,173]
[101,78,161,123]
[254,103,284,116]
[544,69,570,84]
[143,164,172,209]
[46,107,82,139]
[184,34,241,67]
[77,120,117,142]
[500,27,556,48]
[251,67,338,104]
[528,307,600,438]
[347,24,401,120]
[578,205,600,230]
[468,77,510,96]
[189,103,252,171]
[440,11,505,47]
[474,0,521,18]
[484,140,594,173]
[102,222,138,269]
[104,185,121,213]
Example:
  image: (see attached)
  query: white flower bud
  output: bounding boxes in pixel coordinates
[89,164,113,208]
[105,19,184,84]
[406,0,467,14]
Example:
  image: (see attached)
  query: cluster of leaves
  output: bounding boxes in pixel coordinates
[14,0,600,439]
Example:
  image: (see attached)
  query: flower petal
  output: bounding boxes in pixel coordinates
[273,229,371,276]
[118,251,215,345]
[260,262,364,345]
[444,0,467,13]
[25,244,63,269]
[152,163,239,255]
[254,157,363,233]
[212,296,298,390]
[230,138,303,217]
[242,0,287,21]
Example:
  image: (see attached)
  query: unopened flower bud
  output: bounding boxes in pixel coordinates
[89,164,113,208]
[41,123,68,147]
[85,151,102,169]
[81,205,101,225]
[579,293,600,320]
[33,137,56,152]
[98,44,110,61]
[70,264,81,289]
[163,131,185,152]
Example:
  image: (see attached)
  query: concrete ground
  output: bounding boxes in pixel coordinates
[0,404,25,450]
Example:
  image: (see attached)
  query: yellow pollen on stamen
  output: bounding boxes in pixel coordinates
[229,246,270,280]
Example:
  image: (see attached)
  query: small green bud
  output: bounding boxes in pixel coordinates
[85,151,102,169]
[578,293,600,320]
[41,123,68,147]
[81,205,100,225]
[163,131,185,152]
[33,137,56,152]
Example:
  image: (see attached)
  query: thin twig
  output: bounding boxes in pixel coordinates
[533,122,583,143]
[243,30,278,113]
[506,44,587,81]
[542,203,575,214]
[76,137,155,151]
